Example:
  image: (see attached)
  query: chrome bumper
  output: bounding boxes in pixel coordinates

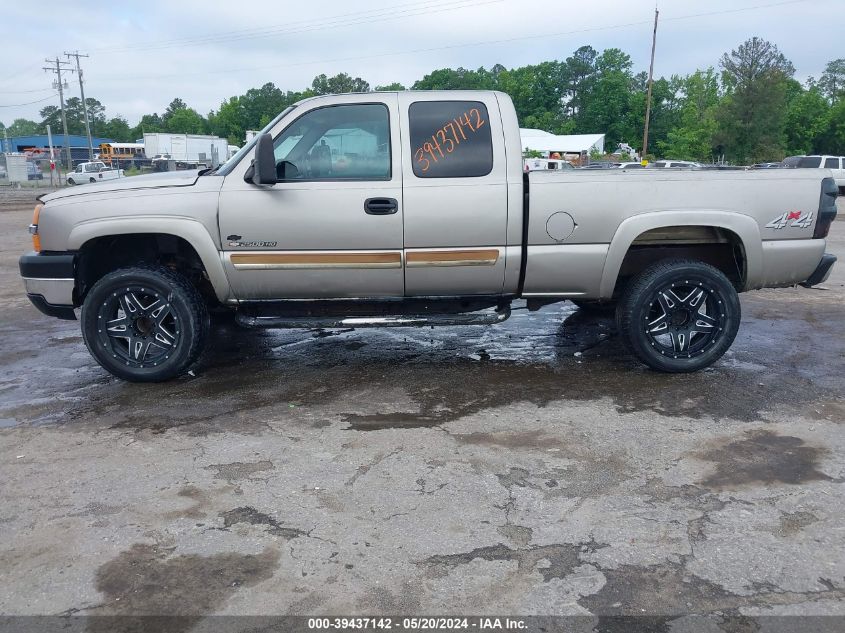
[22,277,75,305]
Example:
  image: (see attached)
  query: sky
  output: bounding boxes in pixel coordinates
[0,0,840,129]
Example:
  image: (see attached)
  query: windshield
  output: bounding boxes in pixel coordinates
[214,106,296,176]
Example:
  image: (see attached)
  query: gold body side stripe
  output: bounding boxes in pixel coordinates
[406,249,499,268]
[230,252,402,270]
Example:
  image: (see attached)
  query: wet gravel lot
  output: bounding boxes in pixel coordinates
[1,189,844,629]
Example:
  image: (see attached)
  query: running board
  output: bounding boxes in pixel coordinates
[235,306,511,329]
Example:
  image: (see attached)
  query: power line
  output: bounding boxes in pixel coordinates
[90,0,809,82]
[0,93,59,108]
[91,0,506,54]
[0,87,56,95]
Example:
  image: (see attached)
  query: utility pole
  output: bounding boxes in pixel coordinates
[43,57,73,170]
[47,124,57,185]
[641,6,659,160]
[66,51,94,161]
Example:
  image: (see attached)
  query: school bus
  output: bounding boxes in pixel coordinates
[98,142,145,166]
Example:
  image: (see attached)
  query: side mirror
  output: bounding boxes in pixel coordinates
[246,133,277,185]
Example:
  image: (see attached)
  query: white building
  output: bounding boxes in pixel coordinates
[519,128,605,161]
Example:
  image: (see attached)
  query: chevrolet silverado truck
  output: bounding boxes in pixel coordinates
[19,91,838,382]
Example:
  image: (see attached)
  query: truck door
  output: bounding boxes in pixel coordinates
[218,94,404,299]
[398,93,509,296]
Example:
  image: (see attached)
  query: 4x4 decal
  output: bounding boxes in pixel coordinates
[765,211,813,229]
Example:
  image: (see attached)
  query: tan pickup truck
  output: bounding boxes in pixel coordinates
[20,90,837,381]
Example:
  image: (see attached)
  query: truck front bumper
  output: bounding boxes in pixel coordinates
[19,251,77,320]
[800,253,836,288]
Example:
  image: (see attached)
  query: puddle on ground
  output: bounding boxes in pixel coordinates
[91,543,279,631]
[695,429,835,490]
[1,298,842,433]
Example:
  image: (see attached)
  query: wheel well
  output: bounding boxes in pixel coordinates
[75,233,215,306]
[615,226,746,297]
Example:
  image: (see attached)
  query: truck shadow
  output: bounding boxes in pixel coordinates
[101,303,824,433]
[7,301,839,433]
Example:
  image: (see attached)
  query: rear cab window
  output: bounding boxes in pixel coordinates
[824,157,838,169]
[408,101,493,178]
[798,157,822,168]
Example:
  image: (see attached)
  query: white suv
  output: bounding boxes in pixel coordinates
[784,155,845,195]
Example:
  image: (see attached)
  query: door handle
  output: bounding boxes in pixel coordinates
[364,197,398,215]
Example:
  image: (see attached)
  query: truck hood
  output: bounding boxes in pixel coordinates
[40,170,202,203]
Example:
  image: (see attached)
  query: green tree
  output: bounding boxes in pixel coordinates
[39,97,106,136]
[129,113,164,140]
[657,69,720,161]
[311,73,369,94]
[784,84,830,154]
[375,82,406,91]
[561,45,598,119]
[819,58,845,103]
[102,116,133,142]
[577,48,636,146]
[817,99,845,154]
[164,107,208,134]
[715,37,795,163]
[6,118,40,136]
[412,67,493,90]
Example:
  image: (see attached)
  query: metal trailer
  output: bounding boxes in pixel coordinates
[143,133,229,168]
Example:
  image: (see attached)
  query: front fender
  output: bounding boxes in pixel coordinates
[68,215,233,303]
[599,210,762,298]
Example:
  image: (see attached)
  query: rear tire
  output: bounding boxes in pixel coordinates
[616,259,740,373]
[89,177,96,183]
[81,265,209,382]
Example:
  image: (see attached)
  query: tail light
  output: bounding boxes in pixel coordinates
[814,177,838,239]
[29,204,42,252]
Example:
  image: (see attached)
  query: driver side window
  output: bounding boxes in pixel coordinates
[272,104,391,181]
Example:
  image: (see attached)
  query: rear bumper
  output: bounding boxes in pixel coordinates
[19,251,77,320]
[800,253,836,288]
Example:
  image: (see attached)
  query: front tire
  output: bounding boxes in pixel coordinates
[81,266,209,382]
[68,178,76,185]
[616,259,740,373]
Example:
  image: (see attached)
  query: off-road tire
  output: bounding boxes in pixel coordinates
[616,259,740,373]
[81,265,209,382]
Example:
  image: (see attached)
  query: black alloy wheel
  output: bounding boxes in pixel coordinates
[81,266,209,382]
[617,259,741,372]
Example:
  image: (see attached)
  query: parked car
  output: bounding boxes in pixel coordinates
[614,162,645,169]
[783,155,845,195]
[27,162,43,180]
[648,160,701,169]
[66,161,125,186]
[751,162,783,169]
[20,90,837,381]
[580,161,616,169]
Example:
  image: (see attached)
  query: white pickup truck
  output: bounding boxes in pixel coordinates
[20,90,837,381]
[66,161,124,186]
[783,155,845,195]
